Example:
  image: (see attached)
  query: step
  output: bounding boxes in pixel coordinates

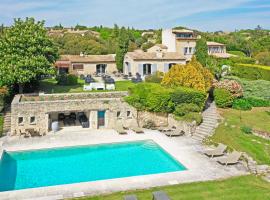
[195,129,213,136]
[197,126,214,132]
[192,134,204,141]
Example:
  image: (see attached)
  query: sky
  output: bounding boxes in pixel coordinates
[0,0,269,31]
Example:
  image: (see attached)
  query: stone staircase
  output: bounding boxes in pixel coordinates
[3,106,11,135]
[192,102,220,141]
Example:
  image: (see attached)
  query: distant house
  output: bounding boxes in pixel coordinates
[207,41,233,58]
[55,54,117,75]
[123,49,186,76]
[48,29,100,38]
[162,29,197,61]
[147,44,168,53]
[141,31,154,37]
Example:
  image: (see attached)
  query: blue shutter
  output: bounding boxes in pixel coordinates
[138,64,143,76]
[152,64,157,74]
[164,63,169,73]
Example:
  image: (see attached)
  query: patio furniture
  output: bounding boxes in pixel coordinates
[217,151,242,166]
[158,126,176,132]
[130,122,144,134]
[152,191,171,200]
[116,123,127,135]
[25,128,41,137]
[204,143,227,158]
[58,113,65,121]
[124,195,137,200]
[165,128,185,137]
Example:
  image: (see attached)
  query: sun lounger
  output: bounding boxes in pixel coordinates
[165,128,185,137]
[158,126,175,132]
[217,151,242,166]
[130,123,144,133]
[124,194,138,200]
[204,143,227,158]
[116,123,127,135]
[152,191,171,200]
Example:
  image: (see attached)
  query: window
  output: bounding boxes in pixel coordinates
[117,111,121,118]
[18,117,24,125]
[30,116,36,124]
[73,64,84,70]
[96,64,107,74]
[143,64,152,75]
[127,111,131,118]
[184,47,188,55]
[169,63,176,70]
[189,47,192,54]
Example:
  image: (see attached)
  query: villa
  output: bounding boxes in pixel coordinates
[162,29,198,61]
[162,29,232,60]
[55,54,117,75]
[123,49,186,76]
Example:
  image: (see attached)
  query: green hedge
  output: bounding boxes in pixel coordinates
[231,64,270,81]
[214,88,234,108]
[233,97,270,110]
[171,87,207,110]
[174,103,201,117]
[227,51,246,57]
[125,83,207,114]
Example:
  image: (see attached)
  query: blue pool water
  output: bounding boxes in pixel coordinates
[0,140,186,192]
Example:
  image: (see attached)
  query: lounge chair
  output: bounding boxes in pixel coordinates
[116,123,127,135]
[217,151,242,166]
[124,194,138,200]
[158,126,175,132]
[204,144,227,158]
[165,128,185,137]
[130,123,144,134]
[152,191,171,200]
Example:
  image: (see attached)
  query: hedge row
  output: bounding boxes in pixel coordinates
[125,83,207,114]
[231,63,270,81]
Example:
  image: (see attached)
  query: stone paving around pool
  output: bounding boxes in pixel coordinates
[0,129,249,200]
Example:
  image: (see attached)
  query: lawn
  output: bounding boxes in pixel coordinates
[75,175,270,200]
[208,108,270,165]
[39,78,136,94]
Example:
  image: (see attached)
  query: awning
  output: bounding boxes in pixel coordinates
[55,61,71,68]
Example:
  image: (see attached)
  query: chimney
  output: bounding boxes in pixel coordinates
[156,49,164,58]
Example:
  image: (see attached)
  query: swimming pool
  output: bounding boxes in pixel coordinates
[0,140,186,192]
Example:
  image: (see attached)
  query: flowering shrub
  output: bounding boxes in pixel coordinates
[213,79,243,98]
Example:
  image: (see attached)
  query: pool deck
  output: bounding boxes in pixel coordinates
[0,128,249,200]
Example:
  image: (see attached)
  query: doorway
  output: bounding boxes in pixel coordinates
[97,111,105,128]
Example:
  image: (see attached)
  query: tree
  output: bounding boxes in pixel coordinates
[195,38,209,67]
[115,27,129,72]
[161,57,213,92]
[0,18,59,93]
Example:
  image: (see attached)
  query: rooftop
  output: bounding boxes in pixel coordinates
[172,29,194,33]
[58,54,116,63]
[126,52,185,61]
[207,41,225,46]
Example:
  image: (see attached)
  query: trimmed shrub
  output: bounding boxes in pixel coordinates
[227,51,246,57]
[246,97,270,107]
[171,87,207,110]
[66,74,78,85]
[214,88,234,108]
[241,126,253,134]
[230,56,256,64]
[125,83,174,113]
[145,71,164,83]
[231,63,270,81]
[232,98,252,110]
[174,103,201,117]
